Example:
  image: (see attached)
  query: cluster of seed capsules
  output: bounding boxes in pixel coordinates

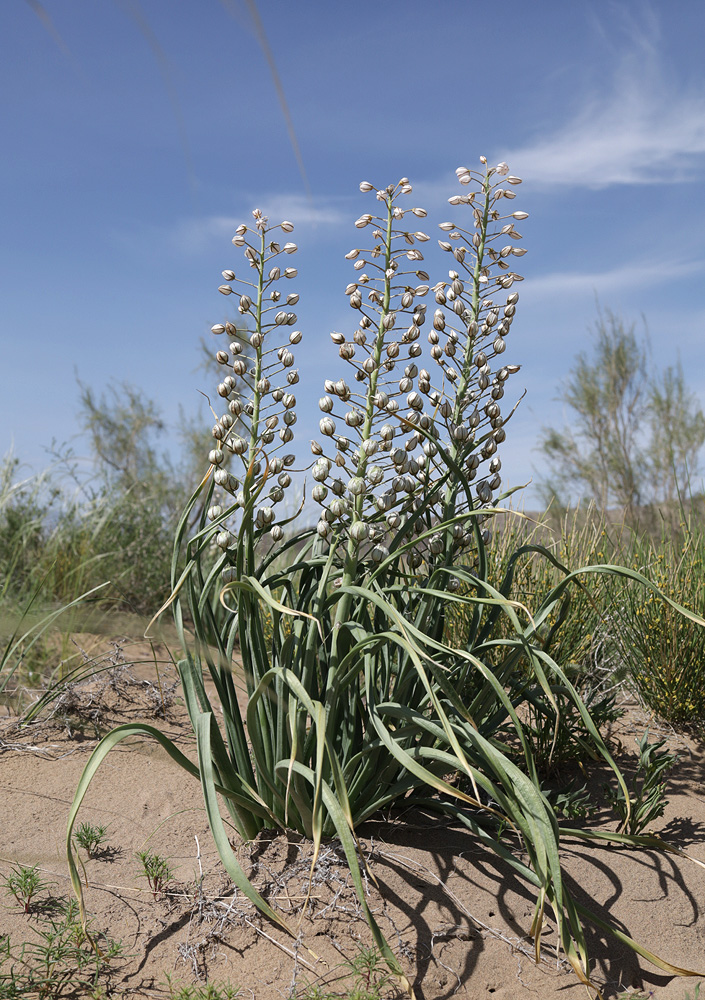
[308,161,528,567]
[207,209,301,547]
[206,161,527,567]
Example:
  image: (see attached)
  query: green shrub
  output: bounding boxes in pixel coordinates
[610,515,705,722]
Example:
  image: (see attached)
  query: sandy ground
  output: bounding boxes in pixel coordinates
[1,638,704,1000]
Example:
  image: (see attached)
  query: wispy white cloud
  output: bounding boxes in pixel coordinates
[169,194,349,253]
[251,193,348,228]
[526,257,705,300]
[497,11,705,188]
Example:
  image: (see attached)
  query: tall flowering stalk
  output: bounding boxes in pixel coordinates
[208,210,300,553]
[311,165,525,565]
[67,160,705,998]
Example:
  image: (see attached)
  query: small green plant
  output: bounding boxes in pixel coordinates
[346,945,395,999]
[73,823,108,859]
[0,896,122,998]
[294,945,395,999]
[2,865,51,915]
[546,782,595,822]
[604,730,679,835]
[515,667,622,776]
[165,975,242,999]
[135,850,174,899]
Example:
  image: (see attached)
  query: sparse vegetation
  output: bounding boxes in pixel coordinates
[0,896,122,999]
[165,976,243,1000]
[293,944,397,999]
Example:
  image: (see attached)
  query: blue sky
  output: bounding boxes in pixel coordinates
[2,0,705,504]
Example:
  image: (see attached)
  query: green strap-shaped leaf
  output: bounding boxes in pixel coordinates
[194,712,296,935]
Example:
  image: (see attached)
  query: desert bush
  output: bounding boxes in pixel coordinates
[0,449,178,619]
[537,307,705,511]
[68,161,705,996]
[607,513,705,723]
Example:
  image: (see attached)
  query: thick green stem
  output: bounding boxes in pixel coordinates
[327,196,395,686]
[340,197,394,593]
[248,229,267,468]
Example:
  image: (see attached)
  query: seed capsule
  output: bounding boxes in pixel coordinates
[429,535,443,555]
[349,520,369,541]
[257,507,274,525]
[476,481,492,504]
[216,530,235,549]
